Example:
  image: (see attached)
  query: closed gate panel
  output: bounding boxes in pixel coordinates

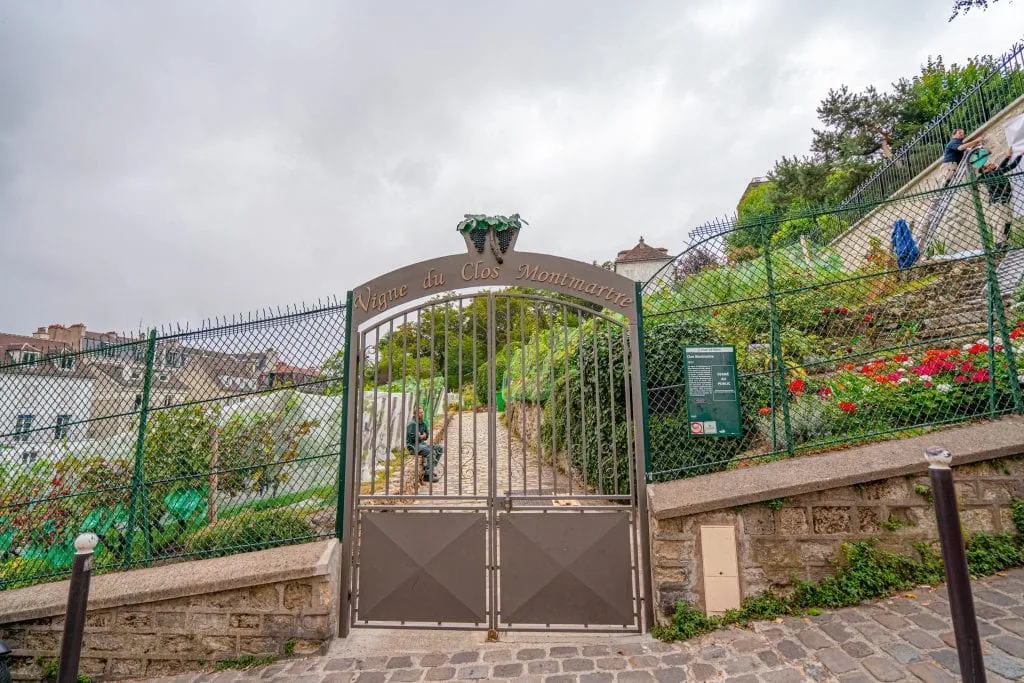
[499,511,634,627]
[345,278,651,632]
[356,511,487,624]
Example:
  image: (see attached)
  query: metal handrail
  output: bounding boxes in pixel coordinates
[838,37,1024,214]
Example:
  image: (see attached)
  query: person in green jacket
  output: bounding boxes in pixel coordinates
[407,406,443,483]
[979,151,1023,245]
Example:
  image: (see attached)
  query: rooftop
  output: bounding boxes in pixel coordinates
[615,236,670,264]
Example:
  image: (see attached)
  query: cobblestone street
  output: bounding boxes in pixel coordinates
[142,568,1024,683]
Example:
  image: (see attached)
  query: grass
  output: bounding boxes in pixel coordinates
[215,655,277,671]
[218,485,335,519]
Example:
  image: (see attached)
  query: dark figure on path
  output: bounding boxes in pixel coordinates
[979,151,1022,245]
[407,406,443,483]
[940,129,978,184]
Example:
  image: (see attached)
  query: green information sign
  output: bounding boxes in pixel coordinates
[683,345,741,437]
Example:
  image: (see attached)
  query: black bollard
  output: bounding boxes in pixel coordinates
[0,638,11,683]
[926,446,986,683]
[58,533,98,683]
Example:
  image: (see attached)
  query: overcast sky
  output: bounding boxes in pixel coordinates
[1,1,1022,334]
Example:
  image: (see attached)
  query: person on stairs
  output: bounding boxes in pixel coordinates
[407,406,443,483]
[940,129,980,184]
[979,150,1023,247]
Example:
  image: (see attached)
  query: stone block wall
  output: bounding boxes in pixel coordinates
[650,455,1024,620]
[0,541,338,682]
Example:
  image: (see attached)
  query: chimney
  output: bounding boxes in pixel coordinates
[32,327,48,340]
[68,324,86,351]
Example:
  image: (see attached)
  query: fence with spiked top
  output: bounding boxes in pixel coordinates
[0,300,348,590]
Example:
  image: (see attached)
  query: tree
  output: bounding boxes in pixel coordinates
[676,248,718,277]
[812,85,900,161]
[949,0,1003,20]
[320,349,345,396]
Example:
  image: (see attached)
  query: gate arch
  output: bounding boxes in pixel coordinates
[338,227,653,634]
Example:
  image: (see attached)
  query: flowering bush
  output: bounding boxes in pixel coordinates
[752,336,1023,451]
[809,340,1021,435]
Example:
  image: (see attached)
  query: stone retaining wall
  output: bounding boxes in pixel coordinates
[0,540,339,681]
[647,417,1024,620]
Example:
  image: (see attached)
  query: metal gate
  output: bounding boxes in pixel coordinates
[338,232,652,634]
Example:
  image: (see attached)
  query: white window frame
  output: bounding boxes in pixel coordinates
[14,414,34,442]
[54,414,72,440]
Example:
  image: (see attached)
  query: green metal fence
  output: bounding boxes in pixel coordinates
[0,302,348,590]
[641,167,1024,481]
[6,169,1024,592]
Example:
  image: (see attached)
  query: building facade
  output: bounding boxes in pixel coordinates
[613,236,673,283]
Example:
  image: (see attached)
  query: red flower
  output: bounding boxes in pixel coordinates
[817,386,833,397]
[924,381,933,388]
[839,401,856,414]
[995,345,1004,352]
[758,406,771,415]
[788,378,806,395]
[894,354,909,362]
[843,363,856,371]
[1011,328,1024,340]
[971,369,991,383]
[833,307,841,314]
[968,343,988,355]
[954,375,969,383]
[840,307,849,315]
[874,375,889,383]
[961,361,975,373]
[863,314,875,322]
[822,308,831,315]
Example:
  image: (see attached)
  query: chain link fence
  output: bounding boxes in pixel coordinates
[641,168,1024,481]
[0,303,348,590]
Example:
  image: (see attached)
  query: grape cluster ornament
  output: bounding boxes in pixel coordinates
[456,213,528,263]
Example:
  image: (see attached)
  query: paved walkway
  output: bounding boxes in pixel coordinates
[143,569,1024,683]
[376,409,590,500]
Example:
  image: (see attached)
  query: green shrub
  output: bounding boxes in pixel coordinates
[652,601,717,641]
[475,352,507,405]
[1011,498,1024,537]
[0,557,52,590]
[182,508,315,557]
[965,533,1023,576]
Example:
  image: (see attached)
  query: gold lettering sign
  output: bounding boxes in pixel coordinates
[353,284,409,314]
[514,264,632,307]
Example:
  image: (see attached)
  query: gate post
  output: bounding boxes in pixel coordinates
[633,282,656,631]
[336,291,356,637]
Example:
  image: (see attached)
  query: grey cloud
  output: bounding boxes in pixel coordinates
[1,0,1021,333]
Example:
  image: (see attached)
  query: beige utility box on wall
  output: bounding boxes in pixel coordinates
[700,525,741,615]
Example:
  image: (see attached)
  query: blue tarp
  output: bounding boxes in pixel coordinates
[891,218,919,270]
